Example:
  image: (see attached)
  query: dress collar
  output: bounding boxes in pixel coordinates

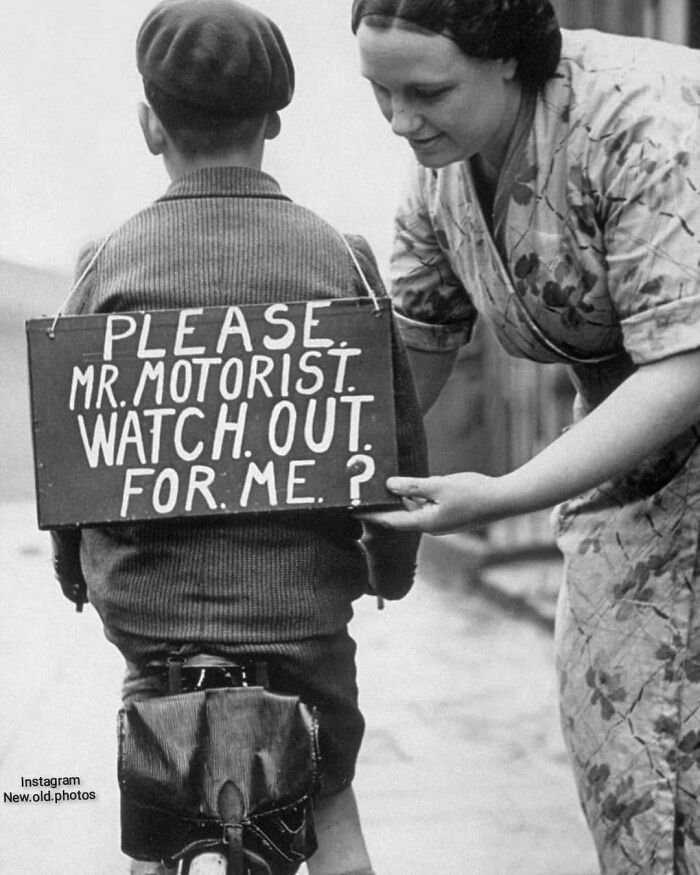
[492,87,538,242]
[158,166,291,202]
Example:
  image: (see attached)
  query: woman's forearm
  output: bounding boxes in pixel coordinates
[497,348,700,516]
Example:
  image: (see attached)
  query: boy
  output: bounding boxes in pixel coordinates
[51,1,427,873]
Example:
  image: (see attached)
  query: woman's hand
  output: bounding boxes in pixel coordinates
[363,472,509,534]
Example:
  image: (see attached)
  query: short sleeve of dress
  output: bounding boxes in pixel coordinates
[390,162,477,351]
[599,74,700,365]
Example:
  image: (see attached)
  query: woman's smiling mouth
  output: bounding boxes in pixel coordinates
[408,133,443,149]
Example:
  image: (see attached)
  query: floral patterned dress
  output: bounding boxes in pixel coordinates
[389,28,700,873]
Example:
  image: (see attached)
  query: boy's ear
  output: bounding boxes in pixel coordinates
[137,102,168,155]
[264,112,281,141]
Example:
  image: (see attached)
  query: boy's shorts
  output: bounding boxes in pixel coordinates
[121,628,364,798]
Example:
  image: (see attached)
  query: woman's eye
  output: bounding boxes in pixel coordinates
[414,88,449,101]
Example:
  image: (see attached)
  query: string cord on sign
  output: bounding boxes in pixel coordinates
[339,235,382,314]
[47,235,112,339]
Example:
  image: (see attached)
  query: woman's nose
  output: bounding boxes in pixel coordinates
[390,99,421,136]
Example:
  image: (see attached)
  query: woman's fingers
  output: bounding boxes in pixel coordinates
[359,506,429,530]
[386,476,436,501]
[358,476,441,531]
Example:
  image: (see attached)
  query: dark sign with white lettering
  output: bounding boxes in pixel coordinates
[27,298,398,529]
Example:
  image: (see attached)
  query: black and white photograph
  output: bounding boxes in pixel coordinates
[2,1,700,873]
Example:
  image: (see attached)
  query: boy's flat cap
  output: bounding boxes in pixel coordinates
[136,0,294,115]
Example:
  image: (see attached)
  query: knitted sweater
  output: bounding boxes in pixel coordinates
[55,167,427,658]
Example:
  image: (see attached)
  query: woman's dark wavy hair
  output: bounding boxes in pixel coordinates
[351,0,562,90]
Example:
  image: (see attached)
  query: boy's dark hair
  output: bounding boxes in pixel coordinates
[144,80,266,157]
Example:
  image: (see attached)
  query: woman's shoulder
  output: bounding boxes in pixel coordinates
[550,28,700,116]
[537,28,700,155]
[558,28,700,86]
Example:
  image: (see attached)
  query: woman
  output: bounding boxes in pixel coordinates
[352,0,700,871]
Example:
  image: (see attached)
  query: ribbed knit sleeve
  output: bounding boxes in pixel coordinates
[345,236,428,600]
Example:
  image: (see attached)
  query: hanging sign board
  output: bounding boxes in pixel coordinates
[26,298,399,529]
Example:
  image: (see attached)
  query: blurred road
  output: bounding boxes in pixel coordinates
[0,502,598,874]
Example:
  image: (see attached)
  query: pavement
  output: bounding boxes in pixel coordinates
[0,501,599,874]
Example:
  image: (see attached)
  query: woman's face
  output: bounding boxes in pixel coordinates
[357,21,520,171]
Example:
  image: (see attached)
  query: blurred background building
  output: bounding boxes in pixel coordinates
[557,0,690,42]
